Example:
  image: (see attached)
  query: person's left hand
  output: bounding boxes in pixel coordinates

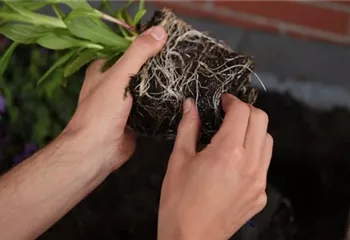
[62,26,168,173]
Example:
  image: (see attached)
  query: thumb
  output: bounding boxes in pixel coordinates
[106,26,168,86]
[173,98,201,158]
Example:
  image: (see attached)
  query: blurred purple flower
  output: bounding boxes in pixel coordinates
[12,143,38,165]
[12,154,24,165]
[0,95,6,114]
[24,143,38,156]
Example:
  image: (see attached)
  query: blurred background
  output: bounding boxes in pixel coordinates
[1,1,350,240]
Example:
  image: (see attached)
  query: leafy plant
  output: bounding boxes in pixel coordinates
[0,0,147,167]
[0,0,146,85]
[0,42,83,169]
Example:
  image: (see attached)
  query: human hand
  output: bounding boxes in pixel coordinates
[63,26,168,173]
[158,94,273,240]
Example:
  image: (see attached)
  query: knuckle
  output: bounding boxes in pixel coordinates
[132,35,156,56]
[223,94,250,115]
[213,145,242,167]
[219,146,245,164]
[254,180,267,192]
[236,100,250,115]
[244,167,258,178]
[242,164,259,178]
[85,59,103,77]
[266,133,274,145]
[85,63,95,77]
[254,108,269,123]
[171,147,188,160]
[231,146,245,160]
[255,194,267,211]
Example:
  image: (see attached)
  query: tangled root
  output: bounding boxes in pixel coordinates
[128,9,258,143]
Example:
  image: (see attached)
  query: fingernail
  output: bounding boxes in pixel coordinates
[150,26,166,41]
[183,98,193,114]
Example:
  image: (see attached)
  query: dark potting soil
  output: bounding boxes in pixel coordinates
[128,9,258,143]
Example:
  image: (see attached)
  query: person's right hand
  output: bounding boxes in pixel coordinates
[158,94,273,240]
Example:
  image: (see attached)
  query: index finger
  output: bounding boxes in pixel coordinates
[213,94,250,145]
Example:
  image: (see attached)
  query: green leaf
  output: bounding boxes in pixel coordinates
[118,25,129,38]
[43,68,65,99]
[114,0,134,17]
[38,49,78,85]
[115,9,131,37]
[52,4,65,20]
[64,49,100,77]
[123,10,134,26]
[138,0,145,11]
[65,9,130,50]
[116,0,134,24]
[19,0,92,10]
[133,9,146,25]
[37,33,104,50]
[61,0,92,10]
[125,0,135,10]
[116,1,138,27]
[0,42,18,77]
[0,11,39,26]
[22,1,53,11]
[101,0,114,15]
[3,1,66,28]
[0,24,51,44]
[37,34,78,50]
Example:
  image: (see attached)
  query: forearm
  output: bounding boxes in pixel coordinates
[0,132,110,240]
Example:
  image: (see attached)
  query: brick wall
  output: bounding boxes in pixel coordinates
[149,1,350,46]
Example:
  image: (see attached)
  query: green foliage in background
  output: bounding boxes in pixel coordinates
[0,43,84,170]
[0,44,82,147]
[0,0,148,166]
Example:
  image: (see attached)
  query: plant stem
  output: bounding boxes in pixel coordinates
[84,43,104,49]
[100,12,134,32]
[52,4,65,20]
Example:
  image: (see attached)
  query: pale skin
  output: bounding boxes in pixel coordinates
[0,26,273,240]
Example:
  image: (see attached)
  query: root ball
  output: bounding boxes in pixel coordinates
[128,9,258,143]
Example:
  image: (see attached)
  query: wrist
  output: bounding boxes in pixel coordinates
[62,119,132,174]
[158,221,223,240]
[57,128,113,177]
[158,222,199,240]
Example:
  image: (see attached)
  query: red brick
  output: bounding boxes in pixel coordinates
[149,0,205,2]
[150,2,279,34]
[148,1,350,47]
[213,1,349,34]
